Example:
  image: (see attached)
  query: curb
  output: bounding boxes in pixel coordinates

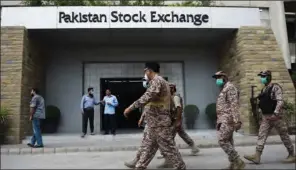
[1,139,292,155]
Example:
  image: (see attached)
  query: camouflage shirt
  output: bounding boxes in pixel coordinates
[260,83,284,116]
[216,81,240,124]
[130,75,172,128]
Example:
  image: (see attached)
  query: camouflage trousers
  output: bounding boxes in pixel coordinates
[135,126,149,161]
[173,125,194,147]
[256,117,294,154]
[135,126,186,170]
[217,123,239,162]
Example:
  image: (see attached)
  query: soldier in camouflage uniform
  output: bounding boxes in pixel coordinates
[124,77,150,168]
[124,62,186,170]
[212,71,245,170]
[244,70,296,164]
[157,83,200,168]
[124,111,148,168]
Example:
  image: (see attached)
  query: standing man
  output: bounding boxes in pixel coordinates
[80,87,100,138]
[212,71,245,169]
[102,89,118,135]
[27,88,45,148]
[244,70,296,164]
[157,83,200,168]
[124,62,186,170]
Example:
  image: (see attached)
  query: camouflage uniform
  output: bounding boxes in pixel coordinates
[244,81,296,164]
[129,75,186,170]
[216,81,243,166]
[257,83,294,153]
[157,92,199,168]
[172,94,195,146]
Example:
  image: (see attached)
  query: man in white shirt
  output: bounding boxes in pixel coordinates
[102,89,118,135]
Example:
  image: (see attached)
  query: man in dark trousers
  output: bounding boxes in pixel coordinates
[102,89,119,135]
[80,87,100,138]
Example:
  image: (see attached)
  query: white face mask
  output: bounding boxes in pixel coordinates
[142,74,149,88]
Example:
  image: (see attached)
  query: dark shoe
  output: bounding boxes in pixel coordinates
[91,132,95,136]
[112,132,116,136]
[27,143,34,148]
[81,133,86,138]
[33,145,44,148]
[104,132,109,135]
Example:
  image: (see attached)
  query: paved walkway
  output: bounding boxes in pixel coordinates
[2,145,295,169]
[1,130,295,155]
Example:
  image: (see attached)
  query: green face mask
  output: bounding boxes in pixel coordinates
[260,77,267,84]
[216,79,224,87]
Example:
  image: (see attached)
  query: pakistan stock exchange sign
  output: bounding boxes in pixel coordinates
[58,8,210,28]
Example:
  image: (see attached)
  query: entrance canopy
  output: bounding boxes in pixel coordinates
[29,28,234,47]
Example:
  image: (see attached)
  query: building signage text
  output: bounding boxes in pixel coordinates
[58,11,209,26]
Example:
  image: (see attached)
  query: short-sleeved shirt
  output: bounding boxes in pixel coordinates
[173,95,182,108]
[30,94,46,119]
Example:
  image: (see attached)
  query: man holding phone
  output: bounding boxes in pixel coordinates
[102,89,118,135]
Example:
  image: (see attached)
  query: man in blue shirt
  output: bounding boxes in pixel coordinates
[80,87,100,138]
[102,89,118,135]
[27,88,45,148]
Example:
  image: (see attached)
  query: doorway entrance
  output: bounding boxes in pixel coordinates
[100,78,146,132]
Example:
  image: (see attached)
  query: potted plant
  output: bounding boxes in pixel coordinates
[205,103,217,128]
[184,104,199,129]
[0,107,9,144]
[41,105,61,133]
[283,100,296,135]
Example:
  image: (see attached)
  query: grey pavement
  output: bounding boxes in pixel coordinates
[1,144,296,169]
[1,130,295,155]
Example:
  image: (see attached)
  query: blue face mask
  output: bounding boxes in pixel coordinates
[260,77,267,84]
[216,79,224,87]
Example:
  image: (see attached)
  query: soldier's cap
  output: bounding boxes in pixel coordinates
[257,70,271,76]
[212,71,227,78]
[169,83,176,87]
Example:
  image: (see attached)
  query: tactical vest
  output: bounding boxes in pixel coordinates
[258,83,278,115]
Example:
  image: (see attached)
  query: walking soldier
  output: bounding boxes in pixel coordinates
[244,70,296,164]
[212,71,245,169]
[123,62,186,170]
[157,83,200,168]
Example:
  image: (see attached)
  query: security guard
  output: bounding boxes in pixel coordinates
[244,70,296,164]
[212,71,245,170]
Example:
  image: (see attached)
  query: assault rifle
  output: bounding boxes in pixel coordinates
[250,85,260,131]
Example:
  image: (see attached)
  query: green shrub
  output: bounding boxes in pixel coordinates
[45,105,61,120]
[184,104,199,129]
[0,107,9,126]
[283,100,296,118]
[0,107,10,144]
[205,103,216,121]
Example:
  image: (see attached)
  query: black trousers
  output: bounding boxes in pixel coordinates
[104,114,116,134]
[82,108,94,134]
